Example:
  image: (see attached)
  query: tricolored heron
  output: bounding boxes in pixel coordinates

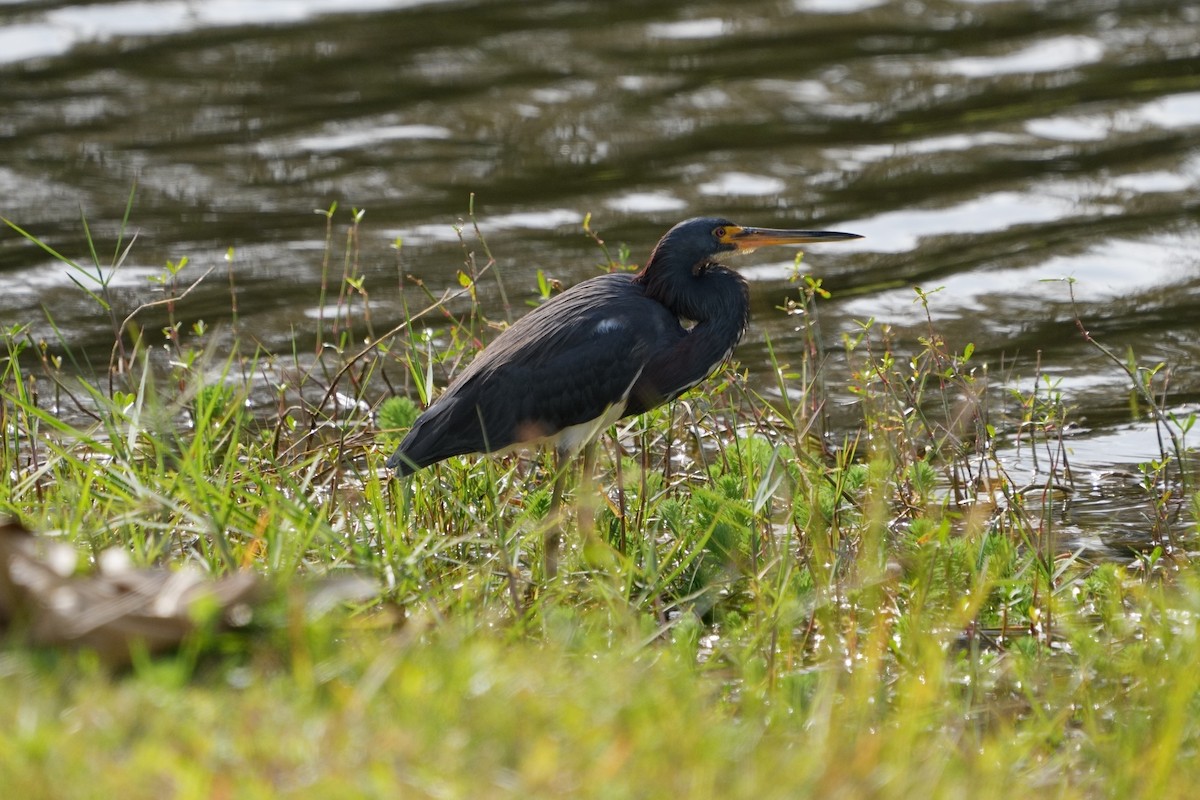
[386,217,861,573]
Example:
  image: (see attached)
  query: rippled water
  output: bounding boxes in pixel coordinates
[3,0,1200,555]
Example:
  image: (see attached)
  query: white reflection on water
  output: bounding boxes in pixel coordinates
[1035,235,1198,301]
[793,0,887,13]
[837,190,1115,254]
[1140,91,1200,129]
[1025,116,1113,142]
[1002,413,1200,472]
[836,234,1198,325]
[604,192,688,214]
[645,18,728,40]
[1026,91,1200,142]
[942,35,1105,77]
[825,131,1026,166]
[393,209,583,245]
[1110,171,1195,194]
[0,23,74,62]
[698,172,786,197]
[0,0,449,64]
[289,124,453,153]
[0,261,163,295]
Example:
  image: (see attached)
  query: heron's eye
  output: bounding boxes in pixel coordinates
[713,226,727,239]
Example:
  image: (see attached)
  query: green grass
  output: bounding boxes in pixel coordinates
[1,203,1199,798]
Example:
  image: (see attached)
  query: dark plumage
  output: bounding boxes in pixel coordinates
[386,217,860,476]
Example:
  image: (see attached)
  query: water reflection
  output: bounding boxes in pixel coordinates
[0,0,443,64]
[839,191,1107,254]
[941,35,1105,77]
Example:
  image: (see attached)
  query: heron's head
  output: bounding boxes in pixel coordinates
[646,217,862,275]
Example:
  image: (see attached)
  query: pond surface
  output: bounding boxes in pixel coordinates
[3,0,1200,556]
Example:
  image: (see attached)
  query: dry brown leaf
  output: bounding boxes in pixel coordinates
[0,518,261,666]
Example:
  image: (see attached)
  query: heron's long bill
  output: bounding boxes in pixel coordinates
[720,225,862,253]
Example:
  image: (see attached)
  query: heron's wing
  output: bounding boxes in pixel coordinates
[624,327,732,415]
[389,275,679,472]
[513,319,661,425]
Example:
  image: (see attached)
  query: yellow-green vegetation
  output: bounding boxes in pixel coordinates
[1,204,1198,798]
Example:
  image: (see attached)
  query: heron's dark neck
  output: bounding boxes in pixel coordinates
[634,254,750,339]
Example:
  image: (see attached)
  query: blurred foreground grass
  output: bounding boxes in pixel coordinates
[1,204,1198,798]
